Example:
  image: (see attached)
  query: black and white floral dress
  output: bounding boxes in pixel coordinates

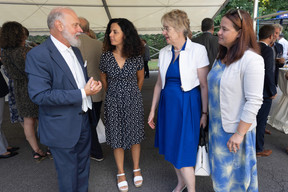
[100,51,144,150]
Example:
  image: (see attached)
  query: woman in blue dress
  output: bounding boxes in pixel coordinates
[148,9,209,192]
[207,10,264,192]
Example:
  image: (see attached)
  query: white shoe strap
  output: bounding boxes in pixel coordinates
[134,175,143,182]
[117,173,125,177]
[118,181,128,188]
[133,168,141,172]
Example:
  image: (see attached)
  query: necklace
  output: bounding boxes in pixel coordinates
[174,49,181,53]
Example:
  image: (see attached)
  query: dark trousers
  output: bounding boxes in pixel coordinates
[90,101,103,157]
[50,113,91,192]
[256,98,272,152]
[144,60,149,77]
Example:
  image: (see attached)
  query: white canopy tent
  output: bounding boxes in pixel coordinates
[0,0,229,35]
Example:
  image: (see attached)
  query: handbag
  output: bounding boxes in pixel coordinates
[96,118,106,143]
[195,128,210,176]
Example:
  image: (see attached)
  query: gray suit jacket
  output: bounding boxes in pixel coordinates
[78,34,104,102]
[192,32,219,69]
[143,44,150,62]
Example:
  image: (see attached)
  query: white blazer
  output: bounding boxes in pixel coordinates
[158,38,209,91]
[218,49,265,133]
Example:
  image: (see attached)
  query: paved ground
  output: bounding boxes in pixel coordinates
[1,71,288,192]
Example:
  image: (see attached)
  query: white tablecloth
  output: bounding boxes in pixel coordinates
[268,68,288,134]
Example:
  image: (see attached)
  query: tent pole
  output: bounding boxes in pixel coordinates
[253,0,259,32]
[102,0,111,20]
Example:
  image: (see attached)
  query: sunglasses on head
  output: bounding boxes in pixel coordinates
[227,9,243,29]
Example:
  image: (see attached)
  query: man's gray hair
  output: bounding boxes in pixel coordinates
[272,23,283,33]
[47,7,72,29]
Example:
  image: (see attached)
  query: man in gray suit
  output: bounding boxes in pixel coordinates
[192,18,219,70]
[78,17,104,161]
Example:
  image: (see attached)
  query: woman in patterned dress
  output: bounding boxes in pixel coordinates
[207,9,264,191]
[148,10,209,192]
[0,59,19,158]
[100,18,144,192]
[0,21,45,161]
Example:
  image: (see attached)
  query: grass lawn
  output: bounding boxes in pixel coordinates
[148,59,159,71]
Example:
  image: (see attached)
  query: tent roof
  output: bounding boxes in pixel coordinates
[0,0,229,35]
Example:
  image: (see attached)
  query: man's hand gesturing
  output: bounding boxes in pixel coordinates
[84,77,102,96]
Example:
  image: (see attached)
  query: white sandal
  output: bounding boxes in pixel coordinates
[172,185,186,192]
[133,168,143,187]
[117,173,128,192]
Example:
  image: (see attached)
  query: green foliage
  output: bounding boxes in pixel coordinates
[214,0,288,23]
[214,0,254,27]
[259,0,288,16]
[213,0,288,39]
[28,35,48,44]
[96,32,105,41]
[140,34,167,59]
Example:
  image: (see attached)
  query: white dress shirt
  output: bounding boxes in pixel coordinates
[279,37,288,60]
[50,35,92,112]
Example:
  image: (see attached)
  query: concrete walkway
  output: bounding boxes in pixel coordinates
[1,71,288,192]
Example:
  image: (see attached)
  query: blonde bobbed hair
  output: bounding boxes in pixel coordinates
[161,9,192,38]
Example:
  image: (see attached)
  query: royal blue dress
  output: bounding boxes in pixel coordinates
[207,60,258,192]
[155,43,201,169]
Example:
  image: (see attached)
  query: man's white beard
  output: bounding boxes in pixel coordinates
[62,29,81,47]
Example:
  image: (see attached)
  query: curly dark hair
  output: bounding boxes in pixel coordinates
[0,21,25,49]
[103,18,144,58]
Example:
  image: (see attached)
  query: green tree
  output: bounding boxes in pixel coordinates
[258,0,288,16]
[213,0,288,39]
[214,0,288,22]
[140,34,167,59]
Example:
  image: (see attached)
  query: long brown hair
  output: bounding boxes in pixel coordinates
[0,21,25,49]
[217,9,260,65]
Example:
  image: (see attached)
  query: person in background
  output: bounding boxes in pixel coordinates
[141,39,151,78]
[256,25,277,157]
[265,24,286,135]
[271,24,285,85]
[207,9,264,191]
[0,27,24,127]
[0,21,45,161]
[148,9,209,192]
[78,16,104,162]
[89,29,97,39]
[25,7,102,192]
[0,57,19,159]
[100,18,144,192]
[192,18,219,70]
[278,33,288,62]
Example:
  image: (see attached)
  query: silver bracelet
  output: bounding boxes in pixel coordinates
[236,131,244,137]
